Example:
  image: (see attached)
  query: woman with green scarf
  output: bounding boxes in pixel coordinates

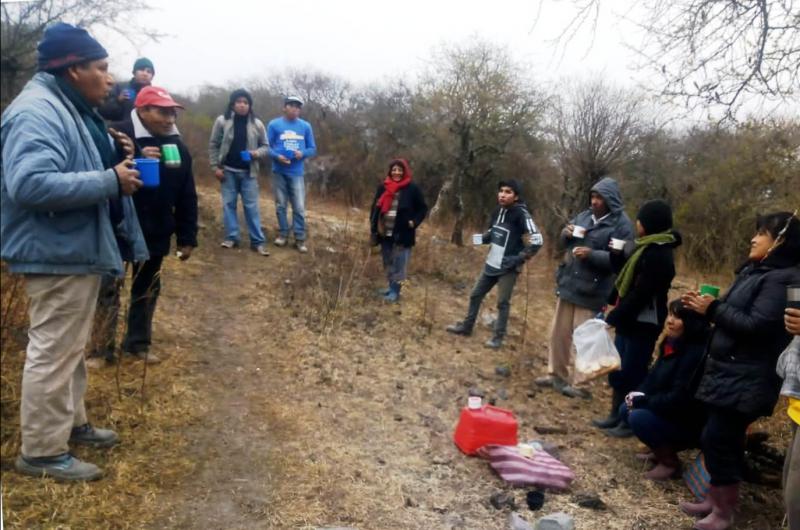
[592,199,681,436]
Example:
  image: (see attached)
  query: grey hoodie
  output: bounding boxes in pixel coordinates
[555,177,635,311]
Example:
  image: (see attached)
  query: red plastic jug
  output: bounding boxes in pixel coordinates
[453,402,518,455]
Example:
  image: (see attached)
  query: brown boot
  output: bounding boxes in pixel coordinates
[680,496,713,518]
[644,446,680,481]
[693,483,738,530]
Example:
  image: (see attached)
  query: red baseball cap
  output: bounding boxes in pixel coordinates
[134,86,184,109]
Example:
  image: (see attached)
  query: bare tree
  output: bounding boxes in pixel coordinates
[550,79,644,220]
[1,0,162,108]
[538,0,800,120]
[421,40,545,245]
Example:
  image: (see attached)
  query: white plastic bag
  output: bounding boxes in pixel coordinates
[572,318,621,384]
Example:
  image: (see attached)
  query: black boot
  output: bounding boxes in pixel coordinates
[591,389,623,429]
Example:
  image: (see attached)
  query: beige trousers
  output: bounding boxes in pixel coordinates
[547,297,595,383]
[21,274,101,457]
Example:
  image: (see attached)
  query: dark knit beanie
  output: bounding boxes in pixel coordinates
[225,88,253,119]
[37,22,108,72]
[498,179,522,199]
[637,199,673,235]
[132,57,155,74]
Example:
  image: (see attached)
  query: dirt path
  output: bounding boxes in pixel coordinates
[148,185,787,530]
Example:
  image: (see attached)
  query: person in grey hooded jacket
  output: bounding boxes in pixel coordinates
[1,23,147,482]
[535,177,634,399]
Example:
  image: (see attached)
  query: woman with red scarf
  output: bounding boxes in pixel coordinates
[369,159,428,302]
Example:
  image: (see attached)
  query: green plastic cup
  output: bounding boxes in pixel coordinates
[699,284,721,298]
[162,144,181,168]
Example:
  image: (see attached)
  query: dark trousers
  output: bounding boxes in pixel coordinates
[122,255,164,354]
[463,271,518,337]
[619,404,700,451]
[701,405,759,485]
[608,332,657,395]
[88,274,125,360]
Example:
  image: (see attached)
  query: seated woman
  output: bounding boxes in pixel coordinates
[617,299,709,481]
[680,211,800,530]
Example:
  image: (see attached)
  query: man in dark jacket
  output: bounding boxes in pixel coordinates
[97,57,154,122]
[89,85,198,365]
[446,180,544,349]
[536,177,634,399]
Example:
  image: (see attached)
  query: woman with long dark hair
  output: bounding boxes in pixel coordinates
[681,211,800,530]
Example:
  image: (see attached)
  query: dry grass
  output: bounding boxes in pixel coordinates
[0,260,204,529]
[0,189,791,529]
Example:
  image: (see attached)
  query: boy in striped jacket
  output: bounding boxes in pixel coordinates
[447,180,544,349]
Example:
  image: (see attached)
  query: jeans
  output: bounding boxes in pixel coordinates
[221,168,265,246]
[272,172,306,240]
[608,332,657,394]
[122,255,164,354]
[619,404,700,450]
[380,241,411,282]
[463,271,518,338]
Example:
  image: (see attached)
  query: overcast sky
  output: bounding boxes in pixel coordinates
[91,0,793,121]
[97,0,645,92]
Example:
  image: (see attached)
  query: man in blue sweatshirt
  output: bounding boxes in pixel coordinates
[267,96,316,253]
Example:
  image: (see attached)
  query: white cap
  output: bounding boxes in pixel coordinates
[284,95,304,106]
[467,396,482,409]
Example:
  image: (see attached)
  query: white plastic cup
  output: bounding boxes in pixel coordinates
[610,238,625,251]
[472,233,483,246]
[572,226,587,238]
[467,396,482,409]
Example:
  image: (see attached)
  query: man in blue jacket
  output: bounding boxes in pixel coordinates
[0,22,148,481]
[267,96,316,253]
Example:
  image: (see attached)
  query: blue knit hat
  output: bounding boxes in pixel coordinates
[37,22,108,72]
[133,57,155,75]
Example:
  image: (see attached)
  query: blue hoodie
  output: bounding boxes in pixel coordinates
[267,116,316,177]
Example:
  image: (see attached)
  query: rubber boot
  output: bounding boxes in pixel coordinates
[644,446,680,481]
[680,496,713,518]
[592,389,624,428]
[693,483,738,530]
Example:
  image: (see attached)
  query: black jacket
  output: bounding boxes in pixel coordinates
[116,117,198,258]
[695,261,800,417]
[98,79,148,122]
[605,233,681,338]
[633,338,707,427]
[370,182,428,247]
[481,202,544,276]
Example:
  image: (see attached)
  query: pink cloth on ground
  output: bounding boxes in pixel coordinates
[477,444,575,489]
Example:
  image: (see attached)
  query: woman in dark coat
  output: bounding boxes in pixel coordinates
[369,159,428,302]
[680,211,800,530]
[594,199,681,433]
[617,299,709,481]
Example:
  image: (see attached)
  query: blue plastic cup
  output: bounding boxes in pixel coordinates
[124,88,135,100]
[240,150,252,162]
[134,158,159,187]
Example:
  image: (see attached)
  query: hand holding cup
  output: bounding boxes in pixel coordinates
[115,159,142,195]
[141,146,161,160]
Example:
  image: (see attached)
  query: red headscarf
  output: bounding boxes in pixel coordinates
[376,158,412,214]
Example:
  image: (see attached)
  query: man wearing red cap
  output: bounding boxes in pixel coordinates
[89,86,198,366]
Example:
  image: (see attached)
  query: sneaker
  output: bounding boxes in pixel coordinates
[484,336,503,349]
[534,375,567,391]
[128,350,161,364]
[252,244,270,256]
[274,236,288,247]
[445,321,473,336]
[295,241,308,253]
[220,240,237,249]
[560,385,592,400]
[376,286,391,296]
[15,453,103,482]
[69,423,119,448]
